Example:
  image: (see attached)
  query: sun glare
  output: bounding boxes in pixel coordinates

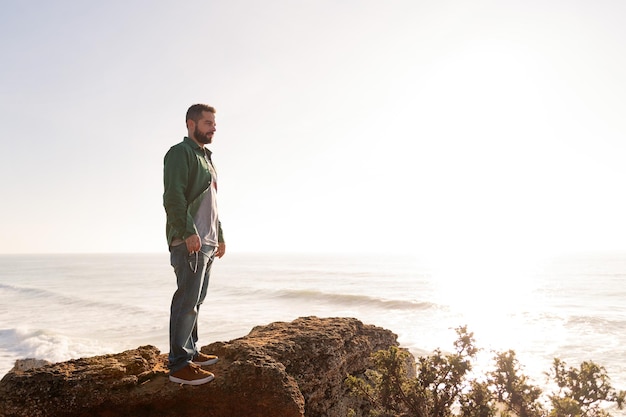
[428,245,543,346]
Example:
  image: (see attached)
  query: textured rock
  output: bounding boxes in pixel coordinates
[0,316,401,417]
[10,359,51,373]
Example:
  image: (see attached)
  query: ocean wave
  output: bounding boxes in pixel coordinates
[0,327,117,377]
[566,315,626,332]
[271,288,437,310]
[0,283,149,316]
[215,284,438,310]
[0,282,54,299]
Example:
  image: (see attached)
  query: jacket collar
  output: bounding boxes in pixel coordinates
[183,136,212,156]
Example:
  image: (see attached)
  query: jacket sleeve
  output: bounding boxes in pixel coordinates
[218,220,225,244]
[163,146,197,241]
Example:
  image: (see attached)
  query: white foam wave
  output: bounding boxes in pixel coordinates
[0,327,117,378]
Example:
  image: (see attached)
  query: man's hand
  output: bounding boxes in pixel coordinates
[185,234,201,254]
[215,242,226,258]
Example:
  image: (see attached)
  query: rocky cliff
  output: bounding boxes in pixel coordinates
[0,316,404,417]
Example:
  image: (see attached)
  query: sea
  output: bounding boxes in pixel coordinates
[0,252,624,414]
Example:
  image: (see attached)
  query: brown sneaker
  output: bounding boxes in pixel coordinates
[193,352,219,366]
[169,363,214,385]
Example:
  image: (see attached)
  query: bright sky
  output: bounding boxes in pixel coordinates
[1,0,625,259]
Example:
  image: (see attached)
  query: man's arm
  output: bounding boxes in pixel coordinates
[163,146,197,243]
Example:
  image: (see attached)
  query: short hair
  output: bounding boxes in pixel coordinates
[186,104,216,125]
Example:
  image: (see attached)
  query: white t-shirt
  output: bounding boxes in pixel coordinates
[193,152,219,246]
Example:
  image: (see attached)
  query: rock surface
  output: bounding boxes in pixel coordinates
[9,359,52,373]
[0,316,401,417]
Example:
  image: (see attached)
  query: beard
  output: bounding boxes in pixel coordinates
[193,126,213,144]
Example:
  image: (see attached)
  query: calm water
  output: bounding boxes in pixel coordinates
[0,252,624,413]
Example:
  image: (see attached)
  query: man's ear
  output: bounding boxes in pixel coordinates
[186,119,194,132]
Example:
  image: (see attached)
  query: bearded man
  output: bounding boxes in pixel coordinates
[163,104,226,385]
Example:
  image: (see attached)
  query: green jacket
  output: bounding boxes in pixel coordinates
[163,137,224,246]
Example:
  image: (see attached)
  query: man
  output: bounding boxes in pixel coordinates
[163,104,226,385]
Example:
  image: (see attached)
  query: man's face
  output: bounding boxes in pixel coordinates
[192,111,216,145]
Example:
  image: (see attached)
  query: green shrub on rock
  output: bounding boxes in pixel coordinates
[347,327,625,417]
